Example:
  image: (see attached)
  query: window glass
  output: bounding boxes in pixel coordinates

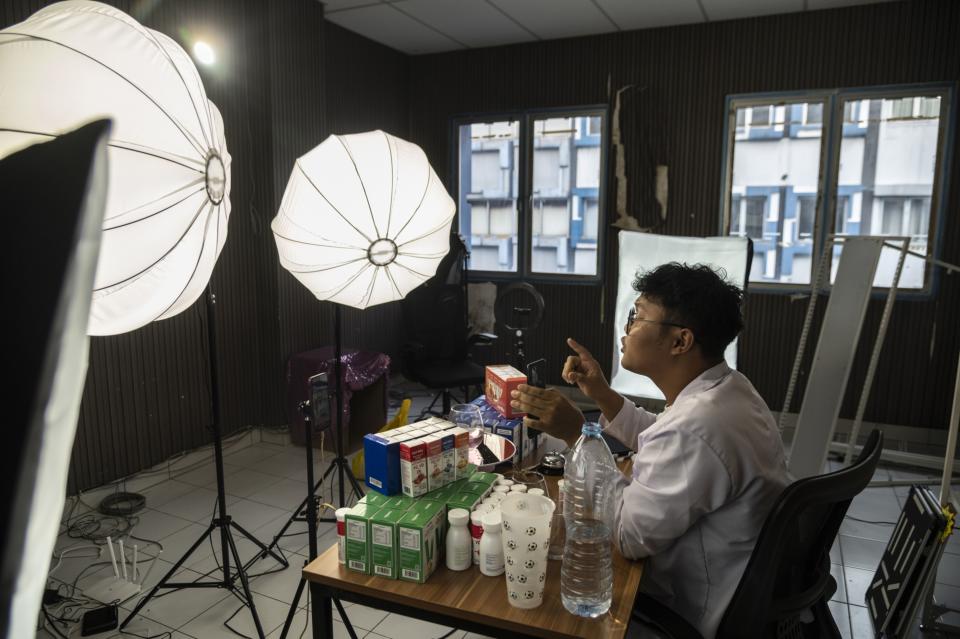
[727,100,825,284]
[530,116,601,276]
[458,120,519,272]
[832,95,941,288]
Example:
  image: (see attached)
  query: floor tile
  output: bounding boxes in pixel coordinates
[844,566,875,607]
[334,602,389,631]
[934,552,960,587]
[840,535,887,571]
[933,582,960,609]
[226,468,286,499]
[828,600,851,639]
[246,555,306,604]
[133,508,196,544]
[248,477,312,511]
[227,446,287,468]
[849,603,875,639]
[152,487,221,524]
[226,497,290,532]
[180,591,291,638]
[830,563,847,603]
[266,616,357,639]
[252,450,309,478]
[370,612,458,639]
[847,488,902,522]
[174,461,241,488]
[124,579,233,629]
[142,479,199,509]
[839,517,896,543]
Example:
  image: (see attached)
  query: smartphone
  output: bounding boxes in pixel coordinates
[526,358,546,389]
[525,359,546,427]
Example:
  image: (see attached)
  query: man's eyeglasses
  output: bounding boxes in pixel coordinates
[626,307,688,332]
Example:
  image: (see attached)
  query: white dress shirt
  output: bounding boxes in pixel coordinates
[602,362,790,638]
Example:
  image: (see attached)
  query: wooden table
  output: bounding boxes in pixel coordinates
[303,445,642,639]
[304,537,642,639]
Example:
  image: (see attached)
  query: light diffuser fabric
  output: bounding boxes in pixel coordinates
[272,131,455,309]
[0,1,231,335]
[611,231,749,400]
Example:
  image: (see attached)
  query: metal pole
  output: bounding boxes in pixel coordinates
[939,354,960,507]
[206,289,231,584]
[334,304,345,507]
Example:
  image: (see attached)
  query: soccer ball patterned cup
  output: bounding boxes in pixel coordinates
[500,493,555,609]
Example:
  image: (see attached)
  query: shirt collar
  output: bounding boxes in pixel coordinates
[665,361,732,410]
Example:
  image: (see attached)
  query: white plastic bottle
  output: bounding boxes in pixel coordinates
[470,509,485,565]
[479,511,505,576]
[446,508,472,571]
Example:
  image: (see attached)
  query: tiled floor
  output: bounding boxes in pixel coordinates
[40,412,959,638]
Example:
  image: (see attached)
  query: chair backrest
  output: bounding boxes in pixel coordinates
[718,429,884,638]
[401,234,471,362]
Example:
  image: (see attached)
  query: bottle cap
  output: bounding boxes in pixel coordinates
[582,421,602,436]
[482,511,502,532]
[510,484,527,493]
[335,507,350,522]
[448,508,469,526]
[528,488,545,496]
[496,479,514,487]
[494,485,510,494]
[470,510,485,526]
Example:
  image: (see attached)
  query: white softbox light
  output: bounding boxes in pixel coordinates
[0,0,231,335]
[272,130,455,309]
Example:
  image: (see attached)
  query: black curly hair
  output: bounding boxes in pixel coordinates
[632,262,743,360]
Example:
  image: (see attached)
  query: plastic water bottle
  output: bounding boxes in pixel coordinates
[561,422,617,618]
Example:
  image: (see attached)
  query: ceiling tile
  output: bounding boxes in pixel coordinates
[806,0,892,10]
[700,0,803,22]
[396,0,534,48]
[595,0,705,30]
[325,3,466,54]
[322,0,383,13]
[488,0,616,40]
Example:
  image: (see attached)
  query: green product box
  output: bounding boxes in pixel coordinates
[446,492,481,513]
[358,492,390,509]
[463,481,491,498]
[382,495,414,511]
[397,501,445,584]
[469,471,498,485]
[344,504,378,574]
[370,509,405,579]
[446,479,467,494]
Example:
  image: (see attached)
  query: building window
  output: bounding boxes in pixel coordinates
[722,85,952,292]
[457,108,606,280]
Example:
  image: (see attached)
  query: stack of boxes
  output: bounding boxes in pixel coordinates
[341,471,499,582]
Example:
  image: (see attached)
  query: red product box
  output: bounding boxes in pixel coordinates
[484,365,527,418]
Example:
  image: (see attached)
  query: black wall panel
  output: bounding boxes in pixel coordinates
[407,0,960,433]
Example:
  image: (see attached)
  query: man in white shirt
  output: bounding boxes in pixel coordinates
[511,262,790,638]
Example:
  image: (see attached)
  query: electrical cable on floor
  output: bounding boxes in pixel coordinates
[845,515,897,525]
[222,601,256,639]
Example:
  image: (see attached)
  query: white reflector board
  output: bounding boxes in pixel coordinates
[611,231,749,401]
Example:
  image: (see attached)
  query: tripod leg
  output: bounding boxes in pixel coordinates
[278,575,308,639]
[226,527,266,639]
[121,522,216,629]
[333,598,360,639]
[232,519,288,567]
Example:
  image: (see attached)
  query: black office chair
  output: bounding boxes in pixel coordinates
[401,234,495,417]
[631,429,884,639]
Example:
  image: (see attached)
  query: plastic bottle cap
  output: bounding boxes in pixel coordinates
[448,508,469,526]
[528,488,545,496]
[510,484,527,492]
[335,507,350,521]
[496,479,514,487]
[494,473,505,482]
[482,511,502,532]
[494,485,510,494]
[470,510,485,525]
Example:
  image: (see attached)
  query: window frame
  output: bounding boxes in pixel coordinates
[452,105,609,285]
[719,82,956,298]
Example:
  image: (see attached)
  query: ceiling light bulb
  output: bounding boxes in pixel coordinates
[193,41,215,65]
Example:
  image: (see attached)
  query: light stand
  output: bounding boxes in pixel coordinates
[121,289,287,638]
[272,305,361,639]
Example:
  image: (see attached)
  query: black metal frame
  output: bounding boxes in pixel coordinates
[270,303,363,639]
[120,289,286,638]
[308,581,544,639]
